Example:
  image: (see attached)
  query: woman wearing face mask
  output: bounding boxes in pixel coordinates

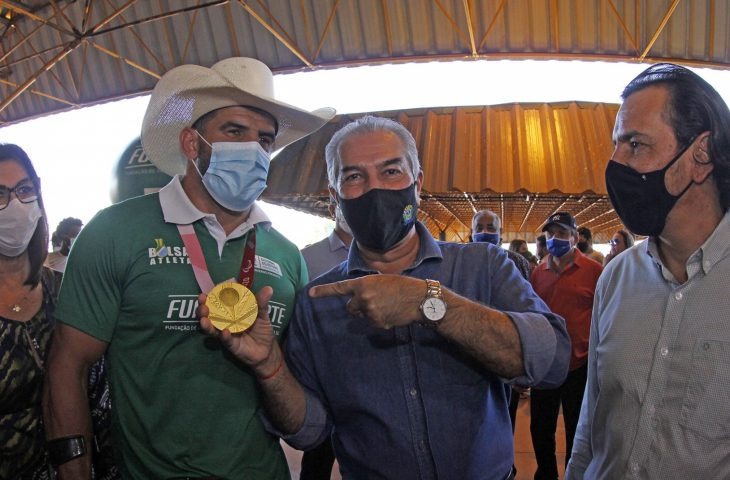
[0,145,118,480]
[602,229,635,266]
[509,238,539,269]
[0,143,55,478]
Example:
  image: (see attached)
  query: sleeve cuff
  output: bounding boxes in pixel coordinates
[504,311,569,388]
[260,389,330,451]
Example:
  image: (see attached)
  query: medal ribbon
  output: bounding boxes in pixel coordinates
[177,224,256,294]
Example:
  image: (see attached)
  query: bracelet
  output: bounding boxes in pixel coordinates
[47,435,86,467]
[257,357,284,381]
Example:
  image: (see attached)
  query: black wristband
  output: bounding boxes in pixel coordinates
[47,435,86,466]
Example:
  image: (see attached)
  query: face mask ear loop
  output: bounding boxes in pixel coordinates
[664,136,698,199]
[191,130,212,178]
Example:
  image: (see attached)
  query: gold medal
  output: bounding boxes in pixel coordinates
[206,281,258,333]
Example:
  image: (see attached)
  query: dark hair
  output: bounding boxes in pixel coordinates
[508,239,526,253]
[536,234,547,247]
[192,106,279,135]
[51,217,83,247]
[0,144,49,287]
[577,226,593,240]
[622,63,730,211]
[616,229,635,249]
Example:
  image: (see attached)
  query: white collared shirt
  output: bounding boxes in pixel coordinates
[158,175,271,257]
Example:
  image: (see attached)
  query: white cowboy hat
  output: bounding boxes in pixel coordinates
[141,57,336,176]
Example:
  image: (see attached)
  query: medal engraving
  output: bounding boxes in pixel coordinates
[206,282,258,333]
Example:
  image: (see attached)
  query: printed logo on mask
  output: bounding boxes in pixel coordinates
[402,204,415,224]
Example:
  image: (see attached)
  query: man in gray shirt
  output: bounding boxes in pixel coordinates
[297,202,351,480]
[566,63,730,479]
[301,202,352,280]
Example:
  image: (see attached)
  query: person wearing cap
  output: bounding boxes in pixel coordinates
[566,64,730,479]
[198,115,571,480]
[528,212,602,480]
[42,57,334,479]
[576,226,604,265]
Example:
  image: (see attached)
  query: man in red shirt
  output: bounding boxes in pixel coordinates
[529,212,602,480]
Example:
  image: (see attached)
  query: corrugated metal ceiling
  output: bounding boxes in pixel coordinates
[1,0,728,124]
[1,0,724,242]
[263,102,622,242]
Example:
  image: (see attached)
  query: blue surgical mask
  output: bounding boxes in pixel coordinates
[473,232,500,245]
[546,237,572,258]
[195,138,270,212]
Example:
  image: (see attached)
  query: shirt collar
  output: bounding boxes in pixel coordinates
[539,248,587,273]
[646,209,730,281]
[158,176,271,255]
[346,222,443,275]
[328,230,350,253]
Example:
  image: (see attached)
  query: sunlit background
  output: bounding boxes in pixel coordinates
[2,59,729,250]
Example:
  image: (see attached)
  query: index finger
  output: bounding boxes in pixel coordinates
[309,279,355,298]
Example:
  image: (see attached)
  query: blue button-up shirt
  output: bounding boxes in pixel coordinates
[279,223,570,480]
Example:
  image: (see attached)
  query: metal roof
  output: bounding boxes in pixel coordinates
[1,0,729,125]
[262,102,622,243]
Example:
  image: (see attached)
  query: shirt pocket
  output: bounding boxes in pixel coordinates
[679,339,730,439]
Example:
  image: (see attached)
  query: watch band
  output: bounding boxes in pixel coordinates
[47,435,86,467]
[424,279,442,298]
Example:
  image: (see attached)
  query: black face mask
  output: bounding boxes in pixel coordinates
[605,139,695,237]
[337,184,418,251]
[576,241,589,253]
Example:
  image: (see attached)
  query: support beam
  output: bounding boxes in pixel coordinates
[0,39,79,115]
[639,0,682,61]
[423,193,471,234]
[518,194,537,231]
[462,0,478,56]
[433,0,470,49]
[0,0,75,36]
[237,0,313,68]
[607,0,639,54]
[478,0,507,50]
[89,41,161,79]
[313,0,340,61]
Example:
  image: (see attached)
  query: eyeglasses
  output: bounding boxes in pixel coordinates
[0,179,38,210]
[609,239,620,246]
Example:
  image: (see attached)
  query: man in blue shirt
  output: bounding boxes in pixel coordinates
[200,115,570,480]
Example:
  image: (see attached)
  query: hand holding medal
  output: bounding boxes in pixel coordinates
[206,281,258,333]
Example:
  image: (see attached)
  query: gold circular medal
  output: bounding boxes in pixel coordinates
[206,282,258,333]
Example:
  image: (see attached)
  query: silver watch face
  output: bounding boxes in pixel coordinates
[422,297,447,321]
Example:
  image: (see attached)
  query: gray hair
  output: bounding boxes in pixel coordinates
[472,209,501,231]
[325,115,421,193]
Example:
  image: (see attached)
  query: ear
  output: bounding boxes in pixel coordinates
[328,185,339,206]
[180,127,201,161]
[692,131,714,183]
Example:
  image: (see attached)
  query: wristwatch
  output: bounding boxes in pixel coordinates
[419,279,447,325]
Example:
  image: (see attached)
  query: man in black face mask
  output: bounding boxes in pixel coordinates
[566,63,730,480]
[199,115,570,480]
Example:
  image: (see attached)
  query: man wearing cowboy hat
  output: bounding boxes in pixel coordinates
[198,115,571,480]
[43,57,334,479]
